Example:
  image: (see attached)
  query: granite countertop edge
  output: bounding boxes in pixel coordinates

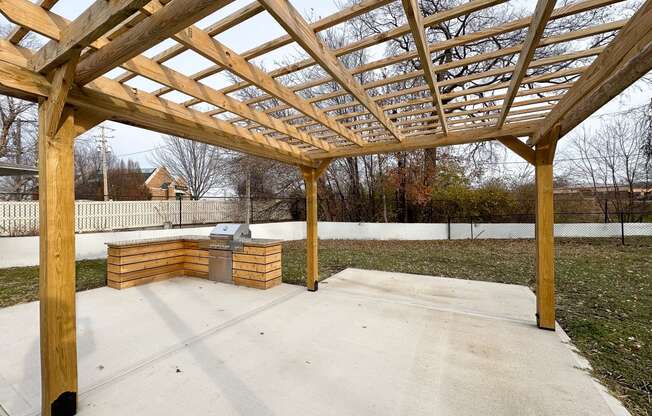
[106,235,283,248]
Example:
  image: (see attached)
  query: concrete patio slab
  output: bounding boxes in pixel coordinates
[0,269,628,416]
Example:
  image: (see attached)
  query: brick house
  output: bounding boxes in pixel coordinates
[143,167,190,200]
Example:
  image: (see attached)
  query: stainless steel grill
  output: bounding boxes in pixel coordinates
[200,223,251,283]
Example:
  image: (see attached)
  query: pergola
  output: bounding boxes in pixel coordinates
[0,0,650,414]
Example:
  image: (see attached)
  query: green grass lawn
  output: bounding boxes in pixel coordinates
[0,238,650,415]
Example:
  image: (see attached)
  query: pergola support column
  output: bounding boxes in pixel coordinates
[38,57,82,416]
[534,127,559,330]
[300,160,331,292]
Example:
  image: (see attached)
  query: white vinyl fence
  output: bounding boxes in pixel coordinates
[0,199,292,236]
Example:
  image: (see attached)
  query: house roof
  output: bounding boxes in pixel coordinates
[0,161,38,177]
[140,167,157,184]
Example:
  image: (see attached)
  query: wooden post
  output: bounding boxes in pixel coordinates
[38,57,82,416]
[300,160,331,292]
[302,168,318,291]
[534,127,558,330]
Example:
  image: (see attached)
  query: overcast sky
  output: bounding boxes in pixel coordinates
[1,0,650,177]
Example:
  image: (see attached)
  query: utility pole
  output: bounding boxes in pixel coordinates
[95,125,114,201]
[14,118,22,165]
[245,167,251,226]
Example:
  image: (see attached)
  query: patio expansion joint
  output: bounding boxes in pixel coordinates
[323,287,536,326]
[75,286,304,402]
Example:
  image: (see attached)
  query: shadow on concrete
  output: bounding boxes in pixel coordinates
[137,284,277,416]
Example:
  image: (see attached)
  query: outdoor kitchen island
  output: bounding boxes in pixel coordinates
[106,225,283,290]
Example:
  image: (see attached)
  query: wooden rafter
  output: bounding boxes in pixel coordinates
[260,0,404,142]
[234,17,619,122]
[140,1,366,148]
[309,123,537,159]
[401,0,448,134]
[75,0,235,85]
[116,1,266,84]
[29,0,148,73]
[204,0,506,110]
[280,46,601,130]
[3,0,332,152]
[496,0,557,128]
[7,0,58,44]
[299,95,562,138]
[530,0,652,144]
[0,0,645,161]
[153,0,395,100]
[0,41,316,167]
[203,0,618,118]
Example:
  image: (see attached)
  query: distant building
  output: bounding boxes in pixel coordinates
[554,184,651,200]
[143,167,190,200]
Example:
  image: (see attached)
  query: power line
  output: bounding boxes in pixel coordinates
[115,144,171,157]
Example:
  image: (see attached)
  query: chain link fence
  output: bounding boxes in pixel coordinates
[437,211,652,244]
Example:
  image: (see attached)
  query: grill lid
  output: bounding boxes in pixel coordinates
[209,223,251,240]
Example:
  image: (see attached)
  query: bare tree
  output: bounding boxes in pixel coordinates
[0,96,39,199]
[0,25,43,199]
[566,106,650,219]
[151,135,226,200]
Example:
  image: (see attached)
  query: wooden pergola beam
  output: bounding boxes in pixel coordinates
[121,55,333,151]
[287,47,597,132]
[116,1,266,84]
[7,0,58,44]
[401,0,448,134]
[530,0,652,144]
[260,0,404,142]
[203,0,506,107]
[232,19,619,118]
[5,0,332,152]
[496,0,557,128]
[139,2,365,148]
[376,0,621,76]
[304,95,560,138]
[29,0,148,73]
[74,0,235,85]
[254,41,601,123]
[278,64,584,134]
[498,136,536,164]
[203,0,619,116]
[0,41,316,167]
[309,123,537,159]
[148,0,394,97]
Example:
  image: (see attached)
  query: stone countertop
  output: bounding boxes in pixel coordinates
[240,238,283,247]
[106,235,209,247]
[106,235,283,248]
